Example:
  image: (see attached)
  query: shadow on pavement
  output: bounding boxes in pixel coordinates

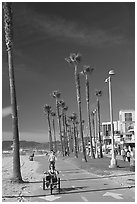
[59,186,87,193]
[60,170,82,174]
[61,173,135,182]
[2,185,135,199]
[58,185,135,195]
[59,168,80,172]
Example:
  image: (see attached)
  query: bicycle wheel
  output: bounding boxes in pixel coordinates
[58,178,60,193]
[50,183,53,195]
[43,178,45,190]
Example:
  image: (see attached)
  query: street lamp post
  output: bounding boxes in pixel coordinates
[105,70,117,168]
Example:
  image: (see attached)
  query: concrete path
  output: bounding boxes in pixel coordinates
[29,155,135,202]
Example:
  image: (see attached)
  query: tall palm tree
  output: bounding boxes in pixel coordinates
[3,2,22,183]
[95,90,103,158]
[50,111,57,153]
[69,112,78,158]
[65,53,87,162]
[51,91,64,156]
[80,65,95,159]
[43,104,53,151]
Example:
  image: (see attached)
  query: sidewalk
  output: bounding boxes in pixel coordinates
[59,152,135,189]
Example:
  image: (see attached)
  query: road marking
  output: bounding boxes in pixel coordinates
[81,196,88,202]
[39,195,61,201]
[103,192,123,199]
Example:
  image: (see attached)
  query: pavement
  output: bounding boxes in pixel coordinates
[30,152,135,202]
[60,152,134,176]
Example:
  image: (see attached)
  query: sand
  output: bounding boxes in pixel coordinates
[2,155,42,202]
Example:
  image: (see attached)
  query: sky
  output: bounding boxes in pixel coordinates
[2,2,135,142]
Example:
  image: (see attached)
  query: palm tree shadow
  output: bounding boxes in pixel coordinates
[23,180,42,184]
[59,186,87,193]
[61,173,135,182]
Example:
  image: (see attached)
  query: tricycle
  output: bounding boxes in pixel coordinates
[43,165,61,195]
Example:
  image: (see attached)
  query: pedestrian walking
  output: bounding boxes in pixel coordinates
[126,150,131,162]
[121,148,126,161]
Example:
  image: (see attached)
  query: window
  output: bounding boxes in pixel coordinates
[125,113,132,121]
[108,124,111,132]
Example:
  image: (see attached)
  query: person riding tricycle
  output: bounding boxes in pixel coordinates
[43,159,60,194]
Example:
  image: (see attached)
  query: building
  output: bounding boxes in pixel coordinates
[101,109,135,150]
[101,121,121,146]
[119,110,135,148]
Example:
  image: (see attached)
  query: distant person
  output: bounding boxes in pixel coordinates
[118,146,121,155]
[48,150,56,169]
[126,150,131,162]
[121,149,126,161]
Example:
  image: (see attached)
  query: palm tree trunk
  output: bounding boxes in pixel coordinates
[52,117,57,153]
[69,125,73,153]
[95,110,99,158]
[62,111,66,155]
[64,115,69,155]
[56,100,64,156]
[85,75,95,158]
[97,98,103,158]
[73,123,78,158]
[91,112,96,154]
[74,65,87,162]
[47,113,53,151]
[76,125,79,152]
[3,2,22,183]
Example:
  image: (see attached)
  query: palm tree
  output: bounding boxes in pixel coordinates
[95,90,103,158]
[43,104,53,151]
[65,53,87,162]
[50,111,57,153]
[68,112,78,158]
[3,2,22,183]
[51,91,64,156]
[80,65,95,159]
